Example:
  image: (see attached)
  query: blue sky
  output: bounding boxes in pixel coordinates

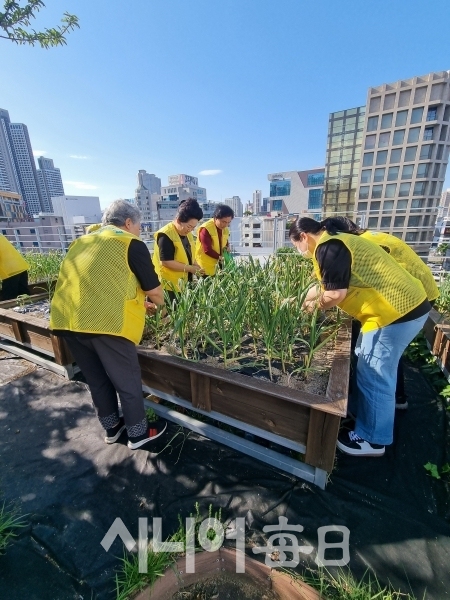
[2,0,450,208]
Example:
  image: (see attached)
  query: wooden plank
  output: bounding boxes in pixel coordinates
[325,320,351,416]
[209,382,309,443]
[0,319,16,338]
[305,409,341,472]
[190,372,211,411]
[0,292,48,310]
[12,321,26,343]
[139,353,193,401]
[0,307,50,329]
[137,347,346,416]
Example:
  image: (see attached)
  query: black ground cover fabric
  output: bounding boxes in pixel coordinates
[0,360,449,599]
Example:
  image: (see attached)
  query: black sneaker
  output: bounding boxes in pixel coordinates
[105,417,126,444]
[337,430,385,457]
[395,396,408,410]
[127,420,168,450]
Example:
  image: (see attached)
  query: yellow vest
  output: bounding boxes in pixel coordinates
[361,230,439,302]
[152,222,195,291]
[312,231,427,332]
[50,226,146,344]
[195,219,230,275]
[0,235,29,279]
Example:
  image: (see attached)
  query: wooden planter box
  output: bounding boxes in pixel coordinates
[138,322,351,489]
[0,302,79,380]
[423,307,450,381]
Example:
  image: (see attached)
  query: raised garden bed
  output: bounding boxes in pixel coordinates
[0,297,79,379]
[423,307,450,381]
[138,320,350,489]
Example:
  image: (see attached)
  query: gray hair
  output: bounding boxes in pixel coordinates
[102,200,141,226]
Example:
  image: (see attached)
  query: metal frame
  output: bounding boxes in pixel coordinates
[0,339,79,380]
[143,385,328,489]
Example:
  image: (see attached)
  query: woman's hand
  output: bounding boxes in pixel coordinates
[189,264,205,275]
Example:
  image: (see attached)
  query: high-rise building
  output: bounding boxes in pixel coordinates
[135,170,161,223]
[324,71,450,258]
[0,108,47,216]
[225,196,243,217]
[267,168,325,217]
[252,190,262,214]
[37,156,65,212]
[159,174,207,221]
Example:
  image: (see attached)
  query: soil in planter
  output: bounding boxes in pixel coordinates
[170,573,279,600]
[12,299,50,318]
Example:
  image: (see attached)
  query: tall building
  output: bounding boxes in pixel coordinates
[253,190,262,214]
[0,108,47,216]
[135,170,161,223]
[225,196,243,217]
[159,174,207,221]
[37,156,65,212]
[267,168,325,217]
[324,71,450,258]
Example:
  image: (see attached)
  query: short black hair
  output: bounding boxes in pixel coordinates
[177,198,204,222]
[213,204,234,220]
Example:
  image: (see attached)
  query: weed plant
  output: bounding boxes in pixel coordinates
[143,253,342,381]
[22,250,64,284]
[0,499,27,554]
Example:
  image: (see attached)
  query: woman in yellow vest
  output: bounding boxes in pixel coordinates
[153,198,204,302]
[332,216,439,409]
[0,234,30,300]
[50,200,167,450]
[195,204,234,275]
[289,217,431,457]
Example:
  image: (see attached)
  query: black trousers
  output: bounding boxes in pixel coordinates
[62,334,146,431]
[1,270,30,301]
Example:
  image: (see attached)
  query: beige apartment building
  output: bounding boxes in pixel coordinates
[324,70,450,259]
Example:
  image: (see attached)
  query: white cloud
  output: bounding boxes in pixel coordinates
[64,181,98,190]
[198,169,222,176]
[69,155,90,160]
[32,150,47,157]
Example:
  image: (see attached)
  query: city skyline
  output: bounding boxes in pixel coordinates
[1,0,450,209]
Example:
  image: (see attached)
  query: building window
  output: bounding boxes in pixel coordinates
[439,124,448,141]
[411,198,424,209]
[365,135,376,149]
[416,163,430,178]
[404,146,417,162]
[367,116,378,132]
[370,201,381,211]
[270,180,291,197]
[390,148,402,163]
[362,152,374,166]
[423,127,434,141]
[432,163,440,178]
[384,200,395,210]
[410,107,424,124]
[407,127,420,143]
[379,132,390,147]
[373,168,385,182]
[380,216,391,228]
[32,241,39,247]
[271,200,283,210]
[397,199,408,210]
[308,189,323,210]
[401,165,414,180]
[420,144,433,160]
[253,233,261,238]
[360,169,372,183]
[392,129,405,145]
[395,110,408,127]
[1,229,6,235]
[29,228,36,234]
[376,150,388,165]
[244,233,249,238]
[357,202,368,211]
[387,166,399,180]
[371,186,382,199]
[385,184,396,198]
[436,145,444,159]
[368,217,378,228]
[359,186,369,199]
[430,181,437,195]
[394,216,405,227]
[380,113,393,129]
[423,215,430,226]
[399,183,411,197]
[427,106,438,121]
[252,223,261,228]
[408,216,420,227]
[413,181,427,196]
[307,173,324,186]
[405,232,418,242]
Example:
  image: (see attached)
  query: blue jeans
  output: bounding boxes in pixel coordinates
[353,313,429,446]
